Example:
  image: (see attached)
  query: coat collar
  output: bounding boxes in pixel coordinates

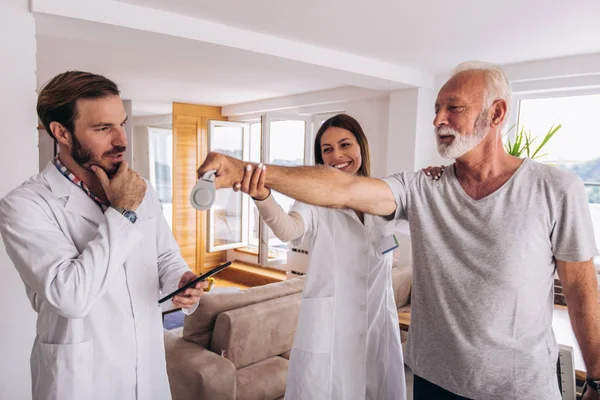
[42,161,105,226]
[338,208,374,228]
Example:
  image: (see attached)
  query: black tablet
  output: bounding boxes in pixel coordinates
[158,261,232,304]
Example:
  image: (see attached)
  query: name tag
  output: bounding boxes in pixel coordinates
[375,234,399,255]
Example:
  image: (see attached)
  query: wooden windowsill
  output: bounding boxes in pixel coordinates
[234,247,259,256]
[234,247,288,261]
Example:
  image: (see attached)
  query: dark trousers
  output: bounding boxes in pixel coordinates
[413,375,473,400]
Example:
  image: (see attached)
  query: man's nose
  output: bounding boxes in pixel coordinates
[433,110,449,128]
[113,126,128,148]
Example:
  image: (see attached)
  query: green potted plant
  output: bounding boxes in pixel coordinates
[504,124,562,160]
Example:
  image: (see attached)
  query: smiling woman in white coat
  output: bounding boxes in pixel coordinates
[0,71,207,400]
[234,114,433,400]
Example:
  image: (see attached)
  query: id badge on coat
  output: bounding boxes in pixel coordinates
[374,234,399,256]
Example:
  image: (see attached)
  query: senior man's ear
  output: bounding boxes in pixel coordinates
[491,99,507,126]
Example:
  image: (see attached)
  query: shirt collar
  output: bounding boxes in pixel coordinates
[52,156,109,212]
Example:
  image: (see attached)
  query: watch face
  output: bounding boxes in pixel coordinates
[123,210,137,224]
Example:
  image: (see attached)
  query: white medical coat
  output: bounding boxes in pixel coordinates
[0,162,193,400]
[285,203,406,400]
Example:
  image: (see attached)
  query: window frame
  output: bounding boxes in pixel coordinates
[511,89,600,188]
[225,111,321,269]
[258,112,312,267]
[206,120,251,252]
[511,89,600,253]
[147,126,174,229]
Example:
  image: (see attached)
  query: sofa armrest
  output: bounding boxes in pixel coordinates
[165,331,237,400]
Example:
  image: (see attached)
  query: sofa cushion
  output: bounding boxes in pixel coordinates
[211,293,302,370]
[168,326,183,337]
[391,265,412,309]
[184,277,305,348]
[236,357,288,400]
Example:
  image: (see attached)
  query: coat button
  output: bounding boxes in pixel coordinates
[363,250,369,255]
[360,333,366,339]
[360,305,366,311]
[360,276,366,282]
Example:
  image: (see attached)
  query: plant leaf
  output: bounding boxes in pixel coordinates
[531,124,561,159]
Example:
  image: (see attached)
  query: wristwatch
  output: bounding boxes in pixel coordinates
[584,378,600,395]
[111,205,138,224]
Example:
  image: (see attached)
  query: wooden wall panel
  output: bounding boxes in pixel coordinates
[172,103,227,274]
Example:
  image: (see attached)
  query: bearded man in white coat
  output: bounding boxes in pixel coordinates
[0,71,206,400]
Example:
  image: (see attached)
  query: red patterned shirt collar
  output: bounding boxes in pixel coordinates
[52,156,109,212]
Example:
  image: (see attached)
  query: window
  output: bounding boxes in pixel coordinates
[207,120,250,252]
[260,115,310,266]
[148,127,173,230]
[247,122,262,252]
[208,113,312,268]
[516,93,600,249]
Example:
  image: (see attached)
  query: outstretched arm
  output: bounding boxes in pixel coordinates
[198,152,397,216]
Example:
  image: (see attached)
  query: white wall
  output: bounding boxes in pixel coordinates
[38,127,55,172]
[413,87,446,170]
[123,99,133,165]
[0,1,38,399]
[385,89,419,173]
[132,114,172,180]
[341,98,390,178]
[385,87,445,175]
[133,125,150,179]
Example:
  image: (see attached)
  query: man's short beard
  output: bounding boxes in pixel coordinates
[436,110,490,159]
[71,132,124,178]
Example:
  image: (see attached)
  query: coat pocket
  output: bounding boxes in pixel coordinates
[293,297,334,353]
[34,340,93,400]
[286,348,331,400]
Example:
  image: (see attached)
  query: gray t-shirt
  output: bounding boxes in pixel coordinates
[383,158,597,400]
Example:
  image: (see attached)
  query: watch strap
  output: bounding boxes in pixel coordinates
[586,378,600,393]
[111,205,126,214]
[110,205,137,224]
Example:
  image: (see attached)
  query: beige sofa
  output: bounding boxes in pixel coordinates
[165,265,412,400]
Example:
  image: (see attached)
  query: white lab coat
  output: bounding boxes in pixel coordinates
[0,161,194,400]
[285,203,406,400]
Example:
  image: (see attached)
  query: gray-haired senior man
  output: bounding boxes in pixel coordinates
[198,62,600,400]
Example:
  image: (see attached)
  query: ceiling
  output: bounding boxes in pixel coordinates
[36,15,362,116]
[118,0,600,73]
[34,0,600,116]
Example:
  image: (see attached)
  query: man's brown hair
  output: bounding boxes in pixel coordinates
[37,71,120,141]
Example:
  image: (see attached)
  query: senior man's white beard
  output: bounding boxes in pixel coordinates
[436,112,490,159]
